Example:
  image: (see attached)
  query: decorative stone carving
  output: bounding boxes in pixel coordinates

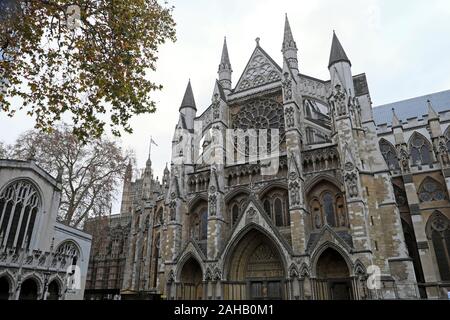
[212,93,220,120]
[169,200,176,221]
[397,144,410,173]
[285,106,295,128]
[344,162,359,198]
[236,53,281,92]
[328,84,348,117]
[431,215,448,232]
[289,180,300,206]
[436,136,450,167]
[247,207,257,218]
[209,194,217,216]
[282,72,293,101]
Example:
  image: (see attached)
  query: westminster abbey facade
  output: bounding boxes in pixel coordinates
[85,16,450,300]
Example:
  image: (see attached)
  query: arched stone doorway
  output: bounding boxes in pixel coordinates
[315,248,352,300]
[179,257,203,300]
[0,277,11,300]
[47,280,61,300]
[19,278,39,300]
[225,228,286,300]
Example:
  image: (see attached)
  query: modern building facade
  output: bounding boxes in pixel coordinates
[87,16,450,300]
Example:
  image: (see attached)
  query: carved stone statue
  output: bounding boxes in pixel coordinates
[397,144,410,173]
[437,137,450,167]
[344,163,359,198]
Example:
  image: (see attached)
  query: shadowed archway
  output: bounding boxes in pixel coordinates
[225,228,286,300]
[315,248,352,300]
[0,276,11,300]
[179,257,203,300]
[19,278,39,300]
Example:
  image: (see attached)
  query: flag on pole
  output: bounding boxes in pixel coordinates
[151,137,158,146]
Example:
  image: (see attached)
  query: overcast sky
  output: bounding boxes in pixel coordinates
[1,0,450,213]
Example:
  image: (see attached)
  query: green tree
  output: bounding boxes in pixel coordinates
[11,125,133,228]
[0,0,176,141]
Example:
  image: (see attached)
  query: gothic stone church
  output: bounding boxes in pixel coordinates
[85,16,450,300]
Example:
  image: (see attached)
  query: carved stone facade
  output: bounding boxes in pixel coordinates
[0,160,92,300]
[90,17,450,300]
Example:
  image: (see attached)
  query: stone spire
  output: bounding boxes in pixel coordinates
[282,14,298,71]
[328,31,354,96]
[179,80,196,111]
[218,37,232,90]
[328,31,351,68]
[178,80,197,130]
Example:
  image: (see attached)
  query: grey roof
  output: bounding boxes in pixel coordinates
[328,32,351,68]
[180,80,197,111]
[373,89,450,125]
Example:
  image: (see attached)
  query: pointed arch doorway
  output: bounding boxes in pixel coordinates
[315,248,353,300]
[179,257,203,300]
[225,228,286,300]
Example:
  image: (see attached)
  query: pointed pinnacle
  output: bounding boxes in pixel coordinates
[180,80,196,111]
[427,99,439,119]
[392,108,401,127]
[329,31,351,68]
[282,14,296,52]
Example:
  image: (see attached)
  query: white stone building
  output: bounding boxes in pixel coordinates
[0,159,92,300]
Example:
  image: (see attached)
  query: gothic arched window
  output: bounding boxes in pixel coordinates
[260,188,289,227]
[379,139,399,170]
[56,241,80,266]
[0,180,41,249]
[409,133,432,166]
[445,127,450,151]
[307,182,347,230]
[418,178,447,203]
[274,198,283,227]
[426,212,450,281]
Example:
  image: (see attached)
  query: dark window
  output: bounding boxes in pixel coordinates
[274,198,283,227]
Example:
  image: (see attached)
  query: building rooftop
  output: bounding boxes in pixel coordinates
[373,89,450,126]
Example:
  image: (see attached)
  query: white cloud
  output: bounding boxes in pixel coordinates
[1,0,449,213]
